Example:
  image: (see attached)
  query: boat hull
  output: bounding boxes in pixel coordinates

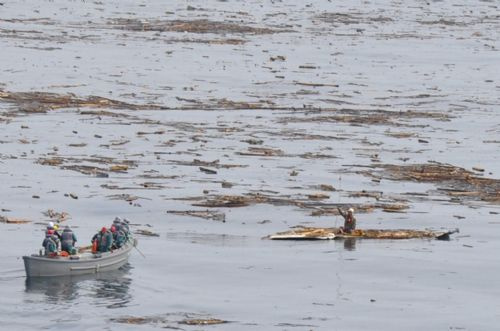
[23,238,137,277]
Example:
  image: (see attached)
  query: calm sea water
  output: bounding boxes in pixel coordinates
[1,0,499,330]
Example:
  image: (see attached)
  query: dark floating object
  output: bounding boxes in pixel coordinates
[199,166,217,174]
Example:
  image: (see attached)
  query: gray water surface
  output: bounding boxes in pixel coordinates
[1,0,499,330]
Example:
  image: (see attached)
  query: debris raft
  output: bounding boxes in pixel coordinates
[37,156,137,177]
[268,226,458,240]
[0,89,163,114]
[279,109,450,128]
[269,227,336,240]
[314,12,394,26]
[109,165,129,172]
[192,195,251,208]
[175,193,408,214]
[43,209,70,222]
[0,215,31,224]
[171,159,247,169]
[108,18,290,35]
[179,318,227,325]
[111,316,164,325]
[361,162,500,204]
[307,193,330,200]
[237,147,285,157]
[167,210,226,222]
[111,314,227,327]
[175,97,277,110]
[134,229,159,237]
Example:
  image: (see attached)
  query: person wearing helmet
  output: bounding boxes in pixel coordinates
[46,221,62,242]
[91,227,112,253]
[337,207,357,234]
[61,226,78,255]
[98,227,113,252]
[111,225,126,249]
[112,218,123,233]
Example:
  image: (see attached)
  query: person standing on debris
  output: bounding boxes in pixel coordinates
[61,226,77,255]
[337,207,357,233]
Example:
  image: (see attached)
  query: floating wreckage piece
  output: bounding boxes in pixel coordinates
[167,210,226,222]
[43,209,71,222]
[269,227,336,240]
[0,215,31,224]
[267,226,459,241]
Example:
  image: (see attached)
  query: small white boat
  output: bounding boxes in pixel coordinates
[23,237,137,278]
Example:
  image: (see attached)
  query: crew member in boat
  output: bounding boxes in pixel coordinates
[112,217,123,232]
[112,217,126,237]
[121,218,130,238]
[61,225,78,255]
[42,229,54,249]
[43,232,58,257]
[111,225,126,249]
[46,221,62,244]
[92,227,113,253]
[337,207,357,234]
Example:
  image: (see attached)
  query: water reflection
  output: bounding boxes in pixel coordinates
[343,238,356,251]
[25,264,133,308]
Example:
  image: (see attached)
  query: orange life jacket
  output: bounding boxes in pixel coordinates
[92,239,98,253]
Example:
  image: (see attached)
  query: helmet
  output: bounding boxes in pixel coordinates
[63,226,71,231]
[114,217,122,222]
[47,229,54,235]
[348,208,354,213]
[54,224,59,230]
[48,221,54,228]
[101,227,107,233]
[110,226,116,233]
